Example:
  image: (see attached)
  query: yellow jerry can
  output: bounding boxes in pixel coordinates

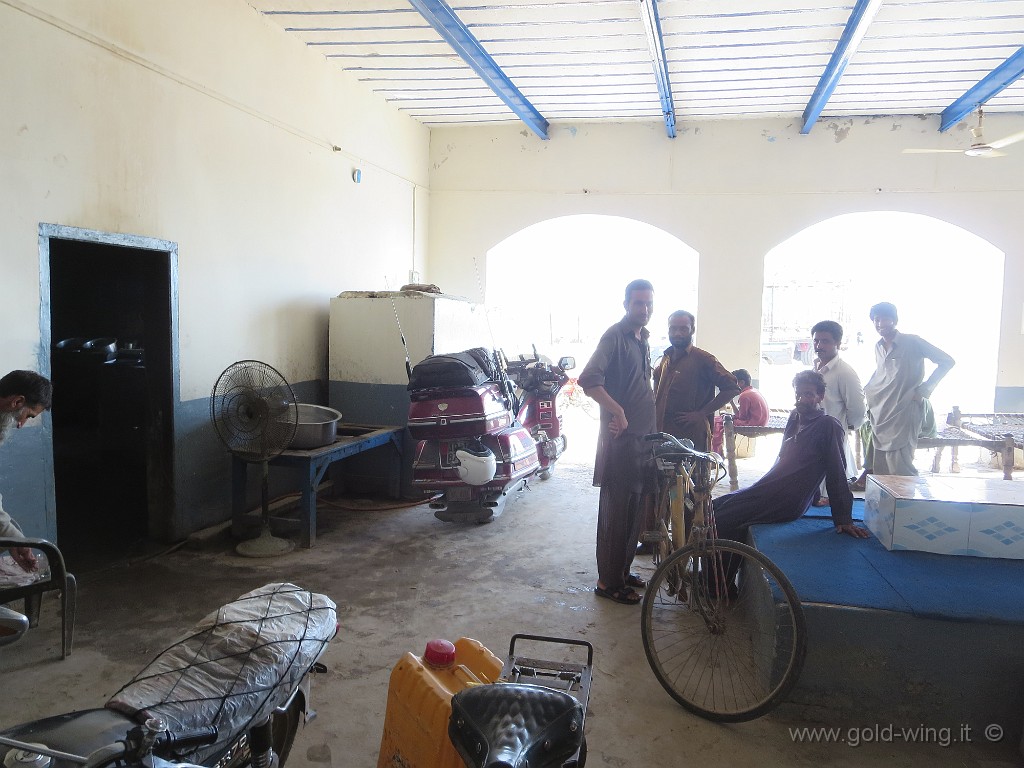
[377,637,503,768]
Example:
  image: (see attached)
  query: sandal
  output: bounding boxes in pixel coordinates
[594,585,642,605]
[625,573,647,589]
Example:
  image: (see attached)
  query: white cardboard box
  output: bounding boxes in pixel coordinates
[864,475,1024,559]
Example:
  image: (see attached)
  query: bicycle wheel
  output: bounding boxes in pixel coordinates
[640,539,806,722]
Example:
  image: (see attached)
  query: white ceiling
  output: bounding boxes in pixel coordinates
[248,0,1024,136]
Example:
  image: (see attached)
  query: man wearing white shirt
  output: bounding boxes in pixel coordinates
[810,321,865,506]
[862,302,955,477]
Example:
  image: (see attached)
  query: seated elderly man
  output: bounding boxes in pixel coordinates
[0,370,53,573]
[713,370,870,543]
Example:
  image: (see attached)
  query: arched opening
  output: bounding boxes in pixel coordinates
[760,212,1004,418]
[485,214,699,360]
[485,214,699,463]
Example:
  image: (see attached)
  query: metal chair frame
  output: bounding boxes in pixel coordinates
[0,537,76,658]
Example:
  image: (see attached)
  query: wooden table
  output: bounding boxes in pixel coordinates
[232,424,403,548]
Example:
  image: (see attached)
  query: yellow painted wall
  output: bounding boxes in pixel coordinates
[1,0,429,400]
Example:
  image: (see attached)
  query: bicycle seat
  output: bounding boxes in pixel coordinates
[448,683,584,768]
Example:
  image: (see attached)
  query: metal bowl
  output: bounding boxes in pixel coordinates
[288,404,343,449]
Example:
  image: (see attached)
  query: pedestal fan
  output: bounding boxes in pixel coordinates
[211,360,298,557]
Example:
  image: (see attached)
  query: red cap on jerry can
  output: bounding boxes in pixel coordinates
[423,638,456,668]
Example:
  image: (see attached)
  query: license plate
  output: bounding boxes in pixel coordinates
[447,487,473,502]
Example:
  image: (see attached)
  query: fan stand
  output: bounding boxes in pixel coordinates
[236,461,295,558]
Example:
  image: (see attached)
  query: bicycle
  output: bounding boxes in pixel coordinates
[639,432,807,722]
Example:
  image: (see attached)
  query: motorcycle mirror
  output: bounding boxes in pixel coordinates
[558,356,575,372]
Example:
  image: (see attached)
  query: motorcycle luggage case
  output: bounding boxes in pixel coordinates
[410,423,540,492]
[408,383,512,439]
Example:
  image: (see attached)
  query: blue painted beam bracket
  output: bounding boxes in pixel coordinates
[940,47,1024,132]
[408,0,549,140]
[638,0,676,138]
[800,0,883,135]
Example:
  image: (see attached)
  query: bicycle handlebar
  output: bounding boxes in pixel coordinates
[643,432,725,466]
[643,432,694,450]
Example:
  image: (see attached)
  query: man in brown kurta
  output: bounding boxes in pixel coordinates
[578,279,657,605]
[653,310,739,452]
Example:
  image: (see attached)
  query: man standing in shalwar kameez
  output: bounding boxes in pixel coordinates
[862,302,955,477]
[579,279,657,606]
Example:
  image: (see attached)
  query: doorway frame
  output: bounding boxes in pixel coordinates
[38,223,180,541]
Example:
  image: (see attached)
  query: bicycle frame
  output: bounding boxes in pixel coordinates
[645,434,728,564]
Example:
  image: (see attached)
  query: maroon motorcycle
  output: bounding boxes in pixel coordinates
[407,347,574,523]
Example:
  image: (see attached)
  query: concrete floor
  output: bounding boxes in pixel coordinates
[2,415,1020,767]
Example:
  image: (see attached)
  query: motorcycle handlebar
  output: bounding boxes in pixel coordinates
[79,725,219,768]
[153,727,219,754]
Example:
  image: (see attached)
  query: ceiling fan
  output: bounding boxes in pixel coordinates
[904,110,1024,158]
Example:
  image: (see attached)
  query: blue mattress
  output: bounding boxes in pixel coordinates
[749,500,1024,623]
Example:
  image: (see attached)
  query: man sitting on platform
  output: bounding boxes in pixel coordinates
[711,369,768,454]
[713,370,871,543]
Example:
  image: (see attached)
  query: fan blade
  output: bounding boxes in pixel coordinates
[988,129,1024,150]
[902,148,964,154]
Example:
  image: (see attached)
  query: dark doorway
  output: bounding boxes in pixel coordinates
[47,237,175,572]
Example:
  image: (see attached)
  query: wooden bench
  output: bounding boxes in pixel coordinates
[723,406,1018,491]
[924,407,1020,480]
[722,410,791,491]
[231,424,403,548]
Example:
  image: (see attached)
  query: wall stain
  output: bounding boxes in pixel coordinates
[828,120,853,143]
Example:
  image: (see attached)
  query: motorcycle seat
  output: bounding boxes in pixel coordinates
[106,583,336,761]
[448,683,584,768]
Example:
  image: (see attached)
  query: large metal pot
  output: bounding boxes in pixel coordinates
[82,337,118,360]
[288,404,343,449]
[54,337,87,352]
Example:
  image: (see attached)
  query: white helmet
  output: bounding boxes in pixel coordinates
[455,444,497,485]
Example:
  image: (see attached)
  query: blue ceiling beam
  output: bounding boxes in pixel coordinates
[800,0,883,135]
[940,46,1024,132]
[407,0,549,139]
[638,0,676,138]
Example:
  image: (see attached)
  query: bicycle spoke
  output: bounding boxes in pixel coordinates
[641,540,807,722]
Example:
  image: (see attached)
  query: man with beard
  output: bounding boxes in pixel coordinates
[579,279,656,605]
[653,310,739,452]
[713,370,870,543]
[0,370,53,572]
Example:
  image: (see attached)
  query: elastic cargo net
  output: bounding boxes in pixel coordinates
[106,583,337,761]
